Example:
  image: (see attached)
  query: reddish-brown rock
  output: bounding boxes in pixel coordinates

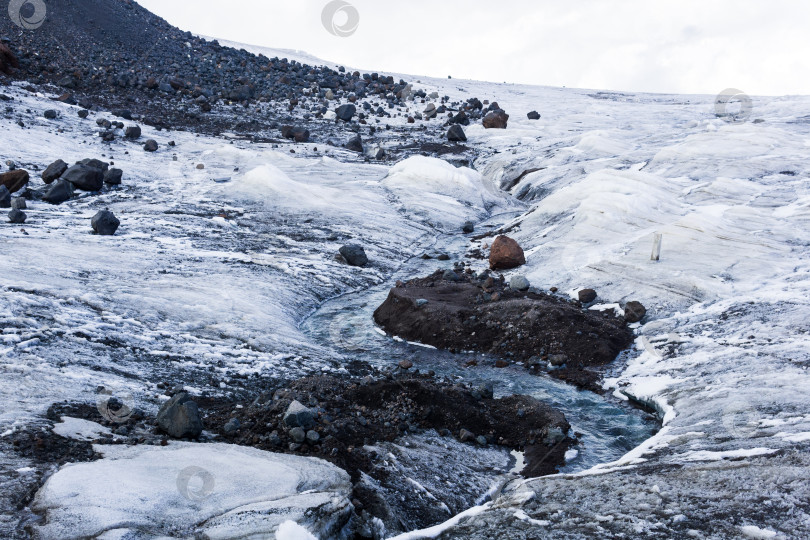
[489,235,525,270]
[483,109,509,129]
[0,170,29,194]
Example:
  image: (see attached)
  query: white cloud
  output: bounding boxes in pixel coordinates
[136,0,810,96]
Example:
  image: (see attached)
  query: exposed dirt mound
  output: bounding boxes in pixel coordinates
[202,373,572,479]
[373,269,634,390]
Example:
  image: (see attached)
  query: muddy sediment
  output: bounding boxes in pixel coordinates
[373,269,634,391]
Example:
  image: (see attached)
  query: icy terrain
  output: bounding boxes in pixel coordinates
[2,60,810,539]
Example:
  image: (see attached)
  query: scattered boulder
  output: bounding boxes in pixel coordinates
[489,235,526,270]
[283,400,315,430]
[42,179,74,204]
[0,169,29,193]
[156,392,203,439]
[346,134,363,153]
[335,104,356,122]
[289,427,306,444]
[364,146,386,160]
[527,111,541,120]
[223,418,241,434]
[78,158,109,172]
[398,359,413,370]
[624,301,647,323]
[8,209,26,224]
[124,125,141,139]
[462,221,475,234]
[483,109,509,129]
[43,109,58,119]
[143,139,158,152]
[77,109,89,119]
[280,125,310,142]
[0,186,10,208]
[458,429,475,443]
[578,289,597,304]
[447,125,467,142]
[339,244,368,267]
[91,210,120,235]
[62,164,103,191]
[113,109,133,120]
[11,197,26,210]
[449,110,469,126]
[42,159,68,184]
[104,168,123,185]
[509,275,530,291]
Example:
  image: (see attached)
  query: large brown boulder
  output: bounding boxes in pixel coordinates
[483,109,509,129]
[489,235,525,270]
[0,170,29,194]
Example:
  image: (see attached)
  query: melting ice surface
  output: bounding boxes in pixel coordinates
[300,224,658,473]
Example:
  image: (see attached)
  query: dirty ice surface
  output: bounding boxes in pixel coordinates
[31,442,352,539]
[2,55,810,539]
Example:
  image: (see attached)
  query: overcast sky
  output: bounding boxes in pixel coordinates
[137,0,809,96]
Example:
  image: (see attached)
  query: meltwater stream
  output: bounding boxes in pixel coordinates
[301,217,659,474]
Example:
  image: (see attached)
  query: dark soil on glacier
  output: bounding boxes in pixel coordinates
[374,269,635,391]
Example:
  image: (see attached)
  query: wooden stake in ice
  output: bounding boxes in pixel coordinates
[651,233,663,261]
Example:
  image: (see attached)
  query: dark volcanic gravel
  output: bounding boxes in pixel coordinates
[374,269,634,390]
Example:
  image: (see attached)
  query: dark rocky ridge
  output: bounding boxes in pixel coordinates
[374,269,634,390]
[0,0,496,159]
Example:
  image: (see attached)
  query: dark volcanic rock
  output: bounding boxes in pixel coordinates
[336,104,356,122]
[483,109,509,129]
[449,110,469,126]
[0,169,29,193]
[124,125,141,139]
[44,109,58,119]
[104,168,123,185]
[281,125,310,143]
[143,139,158,152]
[489,235,525,270]
[283,400,315,429]
[157,392,203,439]
[346,134,363,152]
[8,209,26,224]
[62,164,103,191]
[42,159,68,184]
[78,158,109,172]
[578,289,597,304]
[0,186,9,208]
[91,210,120,235]
[447,125,467,142]
[374,271,633,390]
[339,244,368,267]
[462,221,475,234]
[624,301,647,323]
[11,197,26,210]
[527,110,541,120]
[42,179,74,204]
